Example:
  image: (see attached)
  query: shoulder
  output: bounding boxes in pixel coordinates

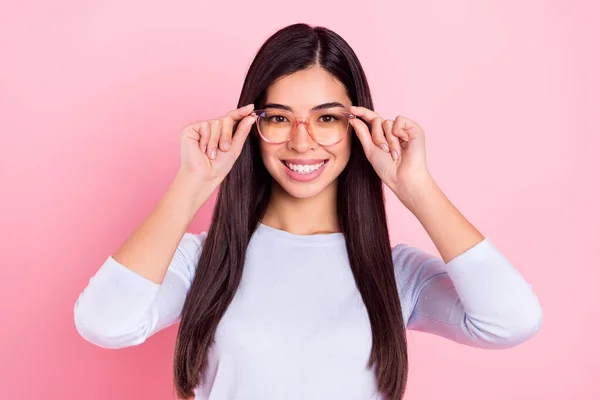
[177,231,208,261]
[391,241,449,271]
[170,231,208,282]
[391,242,444,275]
[390,242,447,317]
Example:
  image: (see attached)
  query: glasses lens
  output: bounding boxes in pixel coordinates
[257,110,295,143]
[309,110,349,145]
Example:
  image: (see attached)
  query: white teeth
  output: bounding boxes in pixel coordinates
[284,161,325,174]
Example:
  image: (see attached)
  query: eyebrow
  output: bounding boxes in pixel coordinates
[263,102,346,112]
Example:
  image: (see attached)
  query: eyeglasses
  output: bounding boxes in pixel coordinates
[251,108,356,146]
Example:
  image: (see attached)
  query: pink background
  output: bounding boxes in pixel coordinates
[1,0,598,398]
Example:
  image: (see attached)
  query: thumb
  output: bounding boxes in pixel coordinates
[349,117,375,156]
[229,114,257,156]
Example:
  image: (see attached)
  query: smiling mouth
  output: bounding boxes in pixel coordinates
[281,160,328,174]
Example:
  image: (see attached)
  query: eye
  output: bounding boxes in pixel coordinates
[267,115,289,123]
[318,114,340,123]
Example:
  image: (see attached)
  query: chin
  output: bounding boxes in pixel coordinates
[277,180,332,199]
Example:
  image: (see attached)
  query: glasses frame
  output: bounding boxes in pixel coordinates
[251,108,356,146]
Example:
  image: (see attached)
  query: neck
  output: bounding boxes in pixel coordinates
[261,181,340,235]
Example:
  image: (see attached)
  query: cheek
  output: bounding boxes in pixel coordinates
[259,141,273,160]
[259,142,283,174]
[332,135,352,165]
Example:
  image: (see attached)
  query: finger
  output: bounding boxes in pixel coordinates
[198,121,210,153]
[216,104,254,152]
[383,119,401,161]
[392,116,418,141]
[229,114,257,156]
[182,124,203,154]
[370,117,389,153]
[349,117,376,155]
[220,116,233,151]
[183,123,201,142]
[349,106,382,123]
[208,119,221,160]
[226,103,255,122]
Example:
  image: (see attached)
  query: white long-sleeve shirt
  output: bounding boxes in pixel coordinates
[74,222,543,400]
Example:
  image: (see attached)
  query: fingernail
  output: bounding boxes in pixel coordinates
[222,140,231,151]
[210,148,217,159]
[244,103,253,109]
[380,143,390,152]
[392,150,398,161]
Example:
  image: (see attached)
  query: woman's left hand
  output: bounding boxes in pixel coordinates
[349,106,433,203]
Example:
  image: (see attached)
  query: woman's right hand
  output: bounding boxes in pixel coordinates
[178,103,257,187]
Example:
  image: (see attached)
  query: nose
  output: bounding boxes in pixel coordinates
[287,120,318,153]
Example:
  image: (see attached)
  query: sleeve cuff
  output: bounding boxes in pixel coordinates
[89,255,161,307]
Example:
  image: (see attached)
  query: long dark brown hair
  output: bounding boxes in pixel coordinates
[174,23,408,399]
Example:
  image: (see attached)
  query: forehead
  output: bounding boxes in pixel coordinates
[264,66,351,111]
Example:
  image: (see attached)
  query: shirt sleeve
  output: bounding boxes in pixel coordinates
[73,232,207,349]
[393,237,543,349]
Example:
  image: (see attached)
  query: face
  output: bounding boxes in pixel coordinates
[258,66,353,200]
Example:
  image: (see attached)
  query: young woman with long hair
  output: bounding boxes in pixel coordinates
[74,23,543,400]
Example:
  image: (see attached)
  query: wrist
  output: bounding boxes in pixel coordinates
[170,169,217,216]
[394,174,440,214]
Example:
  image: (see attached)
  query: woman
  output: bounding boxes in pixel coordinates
[74,23,543,400]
